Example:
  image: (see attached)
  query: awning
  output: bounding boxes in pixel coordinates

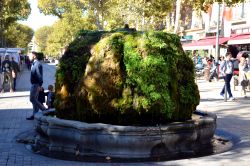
[227,33,250,45]
[182,37,230,50]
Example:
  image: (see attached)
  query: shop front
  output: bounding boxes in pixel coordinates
[182,36,229,57]
[227,33,250,51]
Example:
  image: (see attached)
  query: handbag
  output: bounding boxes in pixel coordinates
[241,80,249,86]
[241,73,249,86]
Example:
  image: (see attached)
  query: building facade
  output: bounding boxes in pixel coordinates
[182,2,250,57]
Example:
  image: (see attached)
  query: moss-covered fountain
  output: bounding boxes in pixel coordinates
[34,29,217,161]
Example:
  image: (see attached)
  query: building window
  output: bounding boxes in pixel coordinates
[236,29,242,34]
[243,28,249,33]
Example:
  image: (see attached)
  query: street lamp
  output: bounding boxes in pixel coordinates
[215,2,220,62]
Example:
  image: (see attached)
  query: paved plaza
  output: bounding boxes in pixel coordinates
[0,63,250,166]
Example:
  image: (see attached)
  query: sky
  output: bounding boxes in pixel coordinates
[19,0,58,31]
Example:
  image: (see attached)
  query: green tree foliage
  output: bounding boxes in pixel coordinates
[55,30,200,125]
[37,0,247,31]
[45,6,97,57]
[35,26,53,52]
[38,0,173,31]
[5,22,33,48]
[38,0,86,18]
[0,0,31,28]
[38,0,113,30]
[106,0,173,30]
[0,0,31,47]
[37,0,97,57]
[85,0,110,30]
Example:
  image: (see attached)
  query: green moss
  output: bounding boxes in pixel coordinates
[55,30,200,125]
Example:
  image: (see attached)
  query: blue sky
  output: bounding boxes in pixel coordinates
[19,0,58,31]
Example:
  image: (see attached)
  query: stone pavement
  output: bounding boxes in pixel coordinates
[0,64,250,166]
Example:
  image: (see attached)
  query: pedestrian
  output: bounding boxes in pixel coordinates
[239,56,249,98]
[26,52,47,120]
[193,51,198,65]
[45,84,55,109]
[197,54,202,65]
[209,60,219,82]
[220,52,235,101]
[11,57,20,91]
[26,56,31,70]
[1,55,14,93]
[194,53,203,70]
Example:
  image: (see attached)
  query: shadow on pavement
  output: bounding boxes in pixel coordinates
[0,94,30,99]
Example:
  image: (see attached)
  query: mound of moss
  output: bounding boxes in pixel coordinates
[55,31,200,126]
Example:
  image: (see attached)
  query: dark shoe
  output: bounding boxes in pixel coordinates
[26,116,34,120]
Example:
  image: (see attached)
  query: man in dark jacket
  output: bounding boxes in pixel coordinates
[26,51,47,120]
[11,57,20,91]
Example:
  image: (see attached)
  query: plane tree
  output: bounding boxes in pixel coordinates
[0,0,31,47]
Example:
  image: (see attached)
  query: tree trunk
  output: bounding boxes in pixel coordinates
[92,0,104,31]
[150,16,154,24]
[171,12,175,27]
[174,0,181,33]
[94,10,103,30]
[165,14,171,31]
[165,16,168,31]
[142,12,145,31]
[100,1,104,30]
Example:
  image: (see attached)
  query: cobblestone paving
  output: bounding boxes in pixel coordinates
[0,64,250,165]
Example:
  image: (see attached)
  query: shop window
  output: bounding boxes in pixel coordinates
[236,29,242,34]
[243,28,249,33]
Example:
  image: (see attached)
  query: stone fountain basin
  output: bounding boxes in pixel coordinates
[34,110,216,159]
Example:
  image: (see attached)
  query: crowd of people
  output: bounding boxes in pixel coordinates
[0,51,55,120]
[193,51,250,99]
[193,52,222,82]
[0,54,21,92]
[0,52,45,93]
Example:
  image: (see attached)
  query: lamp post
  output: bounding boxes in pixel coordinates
[215,2,220,62]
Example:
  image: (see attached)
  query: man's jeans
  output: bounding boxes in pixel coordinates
[220,74,233,98]
[30,84,46,116]
[13,77,16,91]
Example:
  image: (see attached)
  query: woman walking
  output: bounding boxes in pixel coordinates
[239,56,249,98]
